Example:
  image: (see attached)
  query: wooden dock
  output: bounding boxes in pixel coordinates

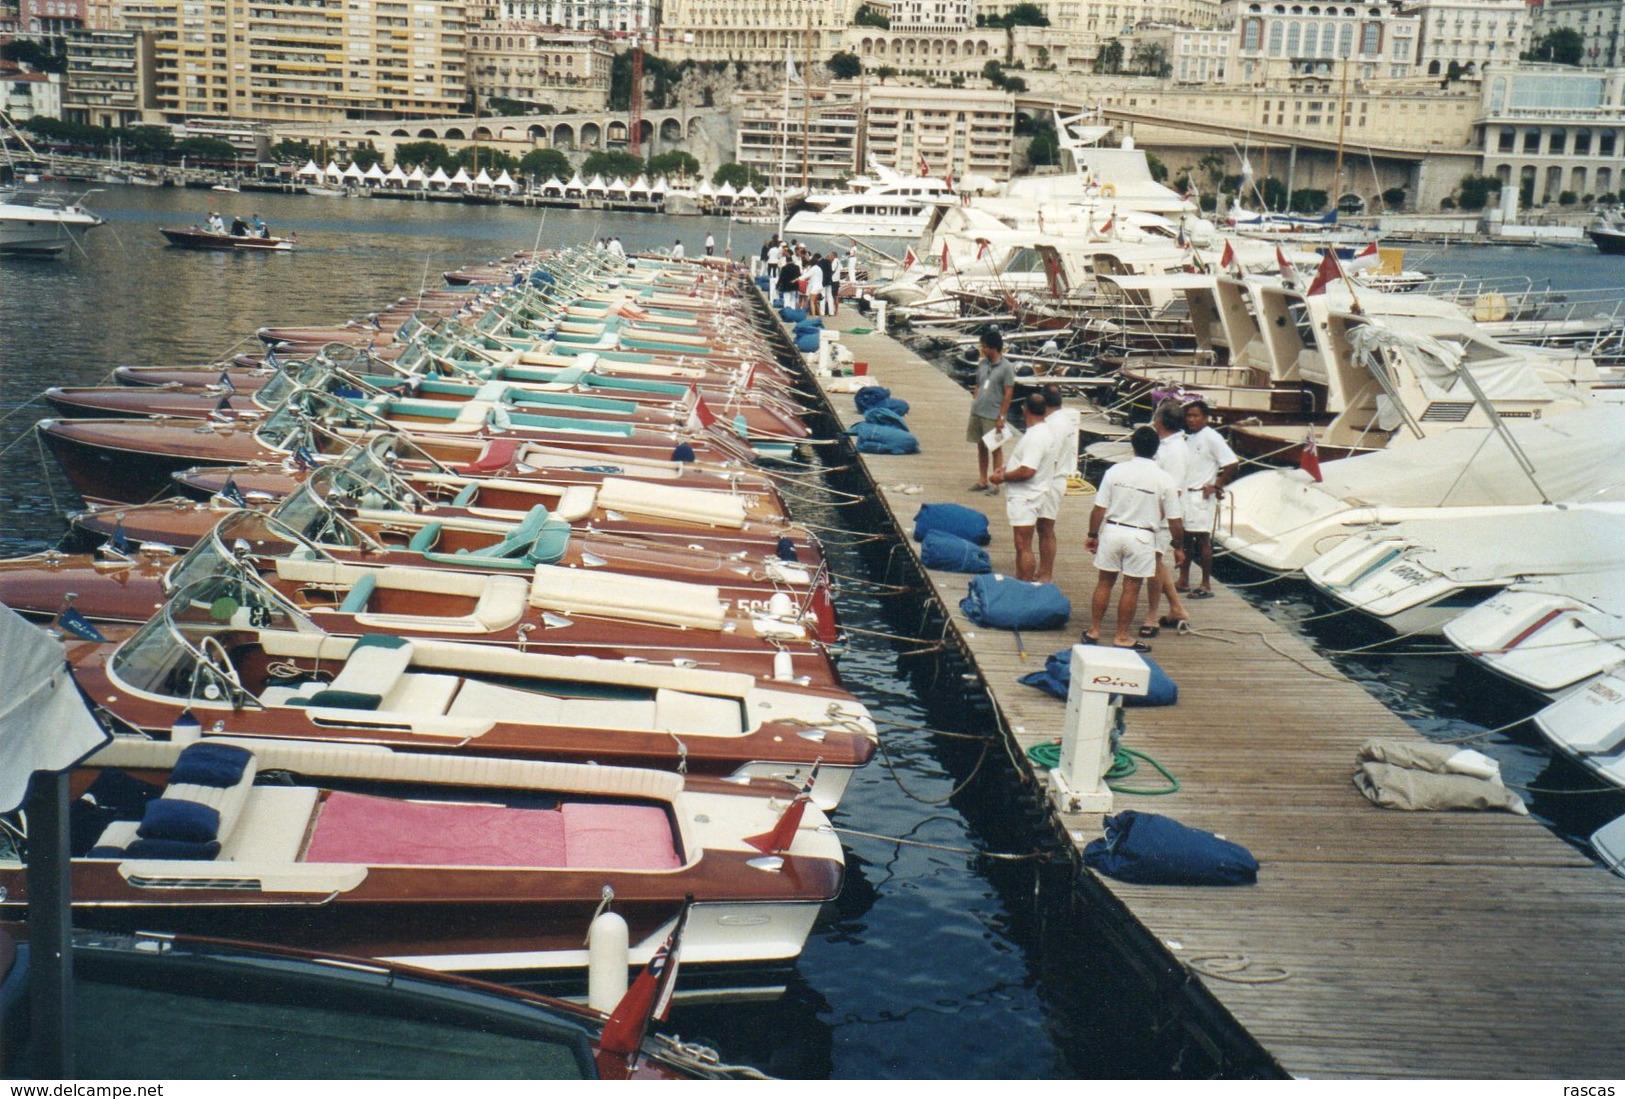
[795,305,1625,1079]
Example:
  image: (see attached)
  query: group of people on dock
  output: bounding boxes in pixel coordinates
[969,326,1237,652]
[764,237,854,318]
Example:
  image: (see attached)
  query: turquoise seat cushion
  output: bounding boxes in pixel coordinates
[337,571,377,614]
[407,522,442,552]
[451,482,479,507]
[527,518,572,565]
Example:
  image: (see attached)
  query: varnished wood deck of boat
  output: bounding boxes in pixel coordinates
[799,305,1625,1079]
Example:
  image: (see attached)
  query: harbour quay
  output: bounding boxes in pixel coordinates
[780,300,1625,1080]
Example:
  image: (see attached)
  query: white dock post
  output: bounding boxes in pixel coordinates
[875,300,888,333]
[1047,645,1151,815]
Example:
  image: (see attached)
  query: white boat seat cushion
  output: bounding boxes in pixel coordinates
[653,688,745,737]
[529,564,726,630]
[381,673,463,716]
[218,786,322,862]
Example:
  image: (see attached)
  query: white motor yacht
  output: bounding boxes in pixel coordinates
[1443,569,1625,701]
[0,189,104,256]
[785,172,957,239]
[1217,404,1625,573]
[1302,502,1625,637]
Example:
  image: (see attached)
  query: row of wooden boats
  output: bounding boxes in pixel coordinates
[2,246,866,1049]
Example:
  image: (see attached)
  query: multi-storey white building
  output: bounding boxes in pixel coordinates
[1134,23,1232,81]
[889,0,973,33]
[115,0,467,124]
[1406,0,1525,77]
[1477,63,1625,201]
[466,25,613,112]
[468,0,659,36]
[659,0,848,63]
[1529,0,1625,68]
[1225,0,1419,83]
[62,26,152,126]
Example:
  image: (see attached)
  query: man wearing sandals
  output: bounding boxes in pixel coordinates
[1084,427,1186,652]
[1179,399,1238,599]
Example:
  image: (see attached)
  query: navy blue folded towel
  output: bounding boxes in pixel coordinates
[169,742,253,788]
[137,798,221,843]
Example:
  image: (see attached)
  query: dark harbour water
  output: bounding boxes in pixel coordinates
[0,190,1616,1078]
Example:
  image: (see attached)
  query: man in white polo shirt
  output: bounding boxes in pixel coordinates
[1084,426,1185,651]
[1179,399,1239,599]
[989,393,1061,581]
[1142,400,1192,637]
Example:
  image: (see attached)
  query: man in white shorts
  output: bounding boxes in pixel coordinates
[1038,384,1079,584]
[1142,400,1192,637]
[1179,400,1239,598]
[989,394,1060,581]
[1084,427,1185,651]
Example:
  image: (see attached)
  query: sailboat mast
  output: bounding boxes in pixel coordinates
[801,9,811,190]
[1333,54,1350,207]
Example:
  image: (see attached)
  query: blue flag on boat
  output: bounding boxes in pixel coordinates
[217,370,235,394]
[109,521,131,556]
[58,607,107,643]
[220,477,248,508]
[291,444,318,471]
[263,348,281,370]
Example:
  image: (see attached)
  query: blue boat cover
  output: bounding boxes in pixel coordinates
[853,386,892,414]
[911,503,989,545]
[959,574,1070,630]
[852,421,919,454]
[1082,810,1258,885]
[921,529,991,574]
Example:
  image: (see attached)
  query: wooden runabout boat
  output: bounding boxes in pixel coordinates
[160,226,296,252]
[0,928,751,1079]
[0,734,845,990]
[64,437,823,569]
[44,564,864,798]
[37,385,768,507]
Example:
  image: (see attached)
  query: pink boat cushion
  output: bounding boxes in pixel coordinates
[303,791,565,868]
[301,792,680,870]
[562,801,681,870]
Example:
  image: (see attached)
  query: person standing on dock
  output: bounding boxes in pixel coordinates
[1179,399,1238,599]
[824,250,841,316]
[967,326,1015,495]
[766,239,783,285]
[803,253,825,316]
[672,239,685,259]
[1085,426,1185,651]
[1143,400,1192,636]
[776,251,801,309]
[705,232,716,256]
[1038,384,1079,583]
[989,393,1061,581]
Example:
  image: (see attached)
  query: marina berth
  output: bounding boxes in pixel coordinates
[0,734,844,987]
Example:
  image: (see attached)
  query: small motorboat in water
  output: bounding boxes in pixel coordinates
[161,226,295,252]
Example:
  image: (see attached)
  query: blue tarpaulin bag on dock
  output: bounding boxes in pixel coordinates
[779,307,808,323]
[795,331,822,353]
[1083,810,1258,886]
[912,503,989,546]
[755,276,771,291]
[853,385,892,414]
[851,421,919,454]
[921,530,991,574]
[1020,649,1178,706]
[959,574,1071,630]
[794,317,823,331]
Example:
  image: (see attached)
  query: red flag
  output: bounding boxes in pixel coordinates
[975,237,990,261]
[902,245,918,271]
[1275,246,1296,287]
[1300,429,1323,482]
[744,760,821,854]
[917,154,929,177]
[940,240,952,271]
[1219,239,1236,273]
[596,903,690,1065]
[1099,216,1114,236]
[690,391,717,429]
[1306,250,1341,296]
[945,166,954,192]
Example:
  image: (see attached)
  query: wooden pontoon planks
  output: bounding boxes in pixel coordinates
[800,306,1625,1079]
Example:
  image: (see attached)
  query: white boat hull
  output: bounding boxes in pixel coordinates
[0,208,101,255]
[784,209,931,239]
[1444,590,1625,700]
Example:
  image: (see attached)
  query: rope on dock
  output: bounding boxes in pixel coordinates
[1181,626,1349,682]
[1185,953,1292,985]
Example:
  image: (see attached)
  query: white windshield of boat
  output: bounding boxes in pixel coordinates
[254,389,389,452]
[312,452,427,513]
[165,509,330,593]
[110,576,315,706]
[268,479,386,552]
